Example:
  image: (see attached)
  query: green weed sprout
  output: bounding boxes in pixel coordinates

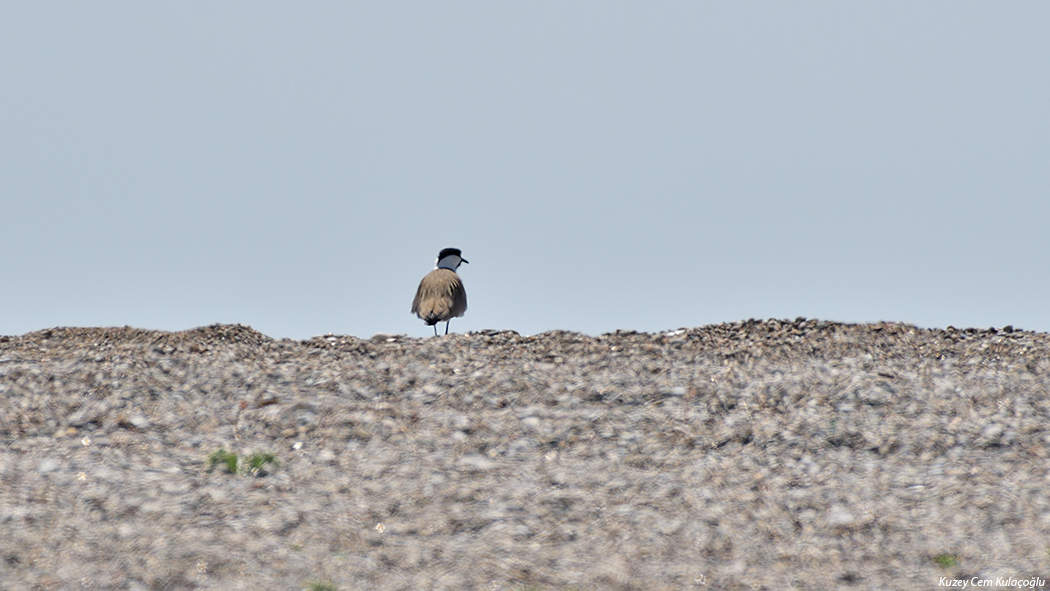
[933,553,959,568]
[207,449,239,475]
[246,452,279,476]
[207,449,278,477]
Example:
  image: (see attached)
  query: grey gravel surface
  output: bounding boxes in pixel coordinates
[2,319,1049,590]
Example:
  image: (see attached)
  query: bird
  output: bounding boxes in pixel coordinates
[411,247,468,336]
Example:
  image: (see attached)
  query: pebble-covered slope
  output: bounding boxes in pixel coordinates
[1,319,1049,590]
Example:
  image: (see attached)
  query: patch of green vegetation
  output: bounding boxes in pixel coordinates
[207,449,239,474]
[306,582,336,591]
[206,449,278,477]
[933,553,959,568]
[246,452,279,476]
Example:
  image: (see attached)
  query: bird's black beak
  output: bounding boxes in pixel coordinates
[461,258,469,264]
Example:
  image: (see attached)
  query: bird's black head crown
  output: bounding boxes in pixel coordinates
[437,248,463,260]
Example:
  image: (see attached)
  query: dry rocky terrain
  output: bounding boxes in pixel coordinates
[2,319,1049,590]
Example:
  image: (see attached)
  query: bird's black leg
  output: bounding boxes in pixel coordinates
[445,320,451,335]
[433,324,438,337]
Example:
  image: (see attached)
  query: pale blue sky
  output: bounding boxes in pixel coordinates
[2,3,1048,339]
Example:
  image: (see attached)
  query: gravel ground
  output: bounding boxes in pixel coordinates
[2,319,1049,590]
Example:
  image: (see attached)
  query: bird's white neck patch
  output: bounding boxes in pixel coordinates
[436,255,463,271]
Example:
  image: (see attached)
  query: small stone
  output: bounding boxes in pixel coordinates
[511,524,532,539]
[981,423,1005,444]
[827,506,856,528]
[38,458,61,474]
[457,454,496,472]
[128,415,150,429]
[520,416,542,431]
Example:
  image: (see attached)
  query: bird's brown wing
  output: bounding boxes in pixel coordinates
[411,269,465,322]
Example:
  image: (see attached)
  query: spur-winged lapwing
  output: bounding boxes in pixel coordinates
[411,247,468,336]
